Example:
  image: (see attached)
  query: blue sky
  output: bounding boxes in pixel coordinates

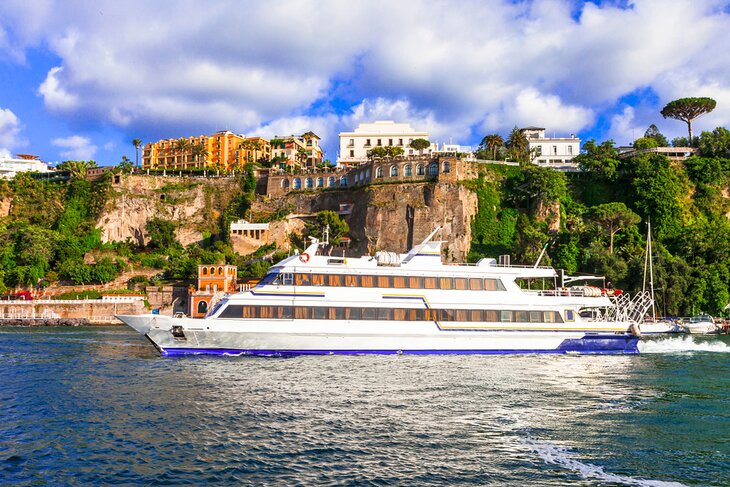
[1,0,729,166]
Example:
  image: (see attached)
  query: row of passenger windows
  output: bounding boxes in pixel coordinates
[218,305,563,323]
[261,273,506,291]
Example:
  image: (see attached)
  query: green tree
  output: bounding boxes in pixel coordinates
[409,138,431,154]
[697,127,730,158]
[644,124,668,146]
[633,137,659,150]
[574,139,621,180]
[306,210,349,246]
[660,97,717,144]
[191,143,208,168]
[480,134,504,160]
[132,138,142,167]
[92,256,119,283]
[117,156,134,174]
[505,127,529,164]
[591,202,641,255]
[146,218,178,250]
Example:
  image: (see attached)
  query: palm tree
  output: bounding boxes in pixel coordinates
[480,134,504,160]
[175,138,191,169]
[505,127,529,164]
[191,143,208,169]
[251,139,262,163]
[297,148,308,168]
[132,138,142,168]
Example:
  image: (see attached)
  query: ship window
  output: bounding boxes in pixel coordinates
[274,306,292,319]
[413,309,425,321]
[347,307,362,320]
[454,278,468,290]
[361,275,374,288]
[328,274,344,287]
[282,273,294,286]
[242,306,256,319]
[515,311,529,322]
[332,307,345,320]
[484,310,498,322]
[313,307,327,319]
[311,274,325,286]
[260,306,275,319]
[378,308,392,320]
[456,309,468,321]
[485,279,504,291]
[393,309,406,320]
[469,278,483,291]
[424,277,438,289]
[439,277,453,290]
[377,275,391,288]
[362,308,377,320]
[564,309,575,322]
[392,276,406,288]
[530,311,542,323]
[346,275,359,287]
[500,310,513,322]
[295,273,311,286]
[219,305,241,318]
[295,307,312,319]
[408,276,423,289]
[470,310,482,322]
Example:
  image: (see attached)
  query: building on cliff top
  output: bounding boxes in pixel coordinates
[0,154,51,179]
[520,127,580,167]
[338,121,437,166]
[142,131,272,172]
[271,132,324,170]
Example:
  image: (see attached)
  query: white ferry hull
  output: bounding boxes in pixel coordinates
[119,314,639,356]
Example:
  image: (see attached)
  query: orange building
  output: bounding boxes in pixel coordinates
[188,264,238,318]
[142,131,272,171]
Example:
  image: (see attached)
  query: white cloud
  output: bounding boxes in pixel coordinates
[0,0,728,153]
[51,135,97,161]
[606,106,649,145]
[0,107,25,156]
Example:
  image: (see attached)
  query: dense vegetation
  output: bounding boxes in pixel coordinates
[467,126,730,317]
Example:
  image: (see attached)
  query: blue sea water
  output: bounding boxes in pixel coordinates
[0,327,728,486]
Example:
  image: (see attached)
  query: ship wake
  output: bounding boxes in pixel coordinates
[638,335,729,354]
[524,438,686,487]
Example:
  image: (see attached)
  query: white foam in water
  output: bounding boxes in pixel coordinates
[525,438,686,487]
[638,335,730,354]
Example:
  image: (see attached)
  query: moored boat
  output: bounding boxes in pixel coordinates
[118,229,652,357]
[684,315,719,335]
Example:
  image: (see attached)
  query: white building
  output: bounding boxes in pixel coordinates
[0,154,51,179]
[520,127,580,166]
[338,121,436,165]
[438,143,473,157]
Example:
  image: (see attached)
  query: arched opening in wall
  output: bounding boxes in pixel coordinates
[340,176,348,187]
[390,165,398,177]
[317,177,324,188]
[293,178,302,189]
[376,166,384,178]
[429,163,438,176]
[328,176,335,187]
[197,300,208,315]
[218,266,223,275]
[442,161,451,173]
[281,179,290,189]
[209,266,215,275]
[404,164,412,177]
[202,267,208,276]
[417,164,425,176]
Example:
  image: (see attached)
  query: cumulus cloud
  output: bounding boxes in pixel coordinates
[0,107,25,156]
[52,135,97,161]
[0,0,729,156]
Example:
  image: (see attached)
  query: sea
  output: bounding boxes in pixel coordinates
[0,327,728,486]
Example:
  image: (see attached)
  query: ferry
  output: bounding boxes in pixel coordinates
[118,229,652,356]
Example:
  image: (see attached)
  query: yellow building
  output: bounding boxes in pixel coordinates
[188,264,238,318]
[271,131,324,169]
[142,131,272,171]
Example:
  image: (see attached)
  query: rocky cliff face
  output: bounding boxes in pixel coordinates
[97,175,240,246]
[256,181,478,261]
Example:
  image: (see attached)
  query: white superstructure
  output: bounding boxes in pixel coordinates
[119,229,651,357]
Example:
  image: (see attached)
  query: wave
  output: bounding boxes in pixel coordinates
[524,438,686,487]
[638,335,730,354]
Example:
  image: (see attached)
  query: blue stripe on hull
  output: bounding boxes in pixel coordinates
[158,335,639,357]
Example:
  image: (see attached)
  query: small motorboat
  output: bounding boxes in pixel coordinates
[684,315,719,334]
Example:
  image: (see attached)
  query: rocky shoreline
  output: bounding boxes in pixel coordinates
[0,318,120,327]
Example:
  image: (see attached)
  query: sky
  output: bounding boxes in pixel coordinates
[1,0,729,166]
